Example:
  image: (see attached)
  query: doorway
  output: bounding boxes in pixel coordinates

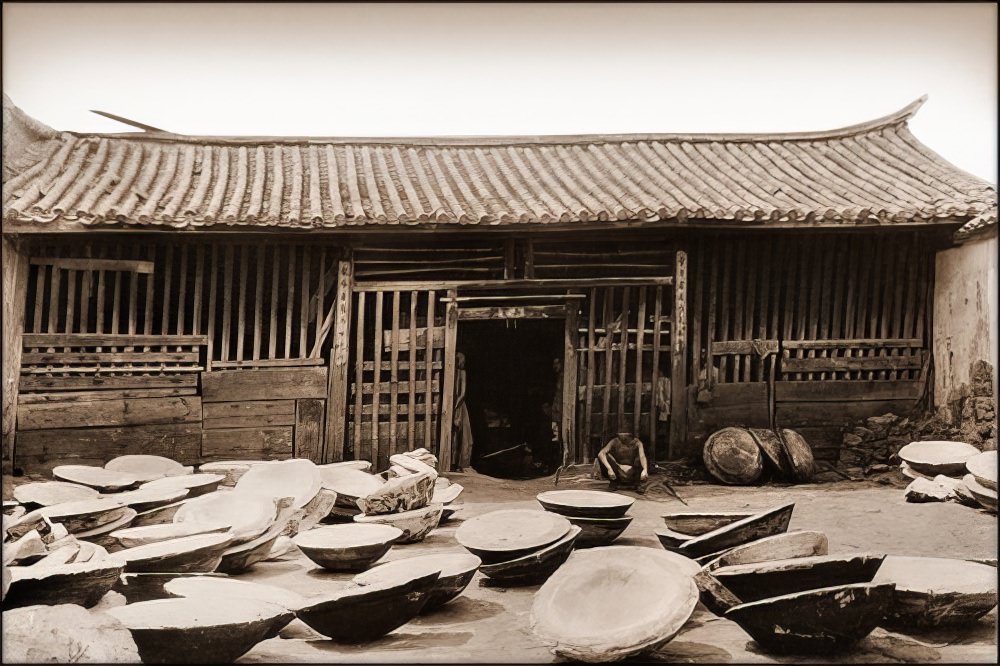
[457,319,565,479]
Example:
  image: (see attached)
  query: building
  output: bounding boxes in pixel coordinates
[2,95,996,476]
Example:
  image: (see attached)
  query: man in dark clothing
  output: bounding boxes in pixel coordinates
[597,431,649,491]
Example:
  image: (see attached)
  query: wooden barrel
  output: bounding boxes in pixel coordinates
[703,428,764,485]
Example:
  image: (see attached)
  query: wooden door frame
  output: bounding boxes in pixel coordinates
[439,299,580,471]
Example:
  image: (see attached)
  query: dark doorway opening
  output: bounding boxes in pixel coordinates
[457,319,565,479]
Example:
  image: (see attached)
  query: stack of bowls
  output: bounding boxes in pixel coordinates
[535,490,634,548]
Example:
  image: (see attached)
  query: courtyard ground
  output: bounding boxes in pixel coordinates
[229,470,998,664]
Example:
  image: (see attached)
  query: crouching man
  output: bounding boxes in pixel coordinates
[597,431,649,492]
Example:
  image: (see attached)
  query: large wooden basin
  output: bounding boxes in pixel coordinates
[234,459,322,511]
[531,546,699,662]
[12,481,98,508]
[106,455,193,483]
[480,526,581,586]
[703,427,763,485]
[874,555,998,628]
[117,532,235,573]
[711,553,885,603]
[565,515,632,548]
[536,490,634,519]
[898,440,980,477]
[293,524,402,571]
[4,557,126,609]
[670,503,795,558]
[353,552,481,611]
[661,511,754,536]
[455,509,571,563]
[173,491,278,545]
[319,468,385,509]
[52,465,140,492]
[966,451,997,491]
[702,530,829,571]
[141,473,225,499]
[353,504,443,543]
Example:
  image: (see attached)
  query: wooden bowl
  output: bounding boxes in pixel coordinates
[536,490,634,519]
[712,553,885,603]
[111,521,232,549]
[7,499,128,538]
[3,557,126,609]
[898,440,980,477]
[725,583,895,654]
[141,473,225,499]
[197,460,264,486]
[702,530,829,571]
[703,428,764,485]
[456,509,571,564]
[173,492,277,545]
[234,459,322,511]
[164,576,306,611]
[966,451,997,491]
[293,524,402,571]
[295,571,440,643]
[74,508,138,548]
[432,483,464,505]
[105,455,193,484]
[353,552,481,611]
[52,465,140,492]
[480,526,582,586]
[12,481,98,508]
[113,572,228,604]
[99,487,189,513]
[874,555,998,629]
[356,471,435,515]
[318,460,372,473]
[107,597,294,663]
[566,515,633,548]
[117,533,235,573]
[131,499,190,527]
[671,503,795,558]
[661,511,754,536]
[963,473,998,512]
[531,545,699,662]
[320,467,385,509]
[353,504,443,543]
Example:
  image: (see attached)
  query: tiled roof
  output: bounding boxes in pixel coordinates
[954,206,997,242]
[2,96,995,230]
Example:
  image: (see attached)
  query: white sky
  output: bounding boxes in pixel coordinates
[3,2,996,182]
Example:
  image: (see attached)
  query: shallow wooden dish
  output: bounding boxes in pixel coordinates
[702,530,829,571]
[898,440,980,477]
[235,459,322,511]
[319,468,385,509]
[12,481,99,508]
[673,503,795,558]
[874,555,998,629]
[164,576,306,611]
[295,571,440,643]
[131,499,190,527]
[531,545,699,662]
[480,526,581,586]
[197,460,263,486]
[141,473,225,499]
[966,451,997,491]
[173,491,277,544]
[105,455,193,483]
[963,473,998,512]
[318,460,373,473]
[117,532,235,573]
[74,508,138,548]
[712,553,885,603]
[703,427,764,485]
[536,490,635,519]
[100,487,189,513]
[52,465,140,492]
[353,552,481,611]
[294,524,402,571]
[661,511,754,536]
[111,521,232,549]
[108,597,294,663]
[353,503,443,543]
[725,583,895,654]
[566,515,633,548]
[456,509,571,563]
[28,499,130,535]
[4,557,126,609]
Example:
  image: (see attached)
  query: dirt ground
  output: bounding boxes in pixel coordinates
[226,470,999,664]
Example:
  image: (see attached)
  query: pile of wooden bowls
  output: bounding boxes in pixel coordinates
[899,443,997,512]
[703,427,814,485]
[536,490,634,548]
[655,503,796,562]
[456,509,580,585]
[530,546,700,662]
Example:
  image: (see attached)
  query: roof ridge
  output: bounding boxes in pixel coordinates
[62,97,930,148]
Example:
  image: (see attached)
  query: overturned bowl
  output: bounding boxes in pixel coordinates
[293,524,402,571]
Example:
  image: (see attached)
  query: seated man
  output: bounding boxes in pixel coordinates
[597,431,649,491]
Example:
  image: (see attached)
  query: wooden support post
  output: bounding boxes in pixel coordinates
[2,236,30,472]
[562,301,578,466]
[439,289,459,472]
[326,260,353,463]
[669,250,688,459]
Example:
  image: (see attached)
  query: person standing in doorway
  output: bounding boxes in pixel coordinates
[453,352,474,471]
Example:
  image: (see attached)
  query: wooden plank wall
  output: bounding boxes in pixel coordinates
[352,241,506,281]
[687,231,933,460]
[348,289,444,470]
[2,237,30,470]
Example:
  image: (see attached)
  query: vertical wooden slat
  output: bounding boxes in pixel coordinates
[79,251,91,335]
[424,291,436,449]
[161,244,173,338]
[253,245,265,361]
[707,245,718,388]
[221,245,234,362]
[817,237,835,380]
[300,247,311,356]
[353,290,367,457]
[806,242,822,381]
[327,260,353,462]
[902,234,920,379]
[732,241,745,381]
[2,237,30,472]
[843,236,859,380]
[64,270,77,335]
[388,290,401,456]
[32,264,46,333]
[793,240,810,380]
[741,241,755,383]
[236,244,249,361]
[269,245,280,360]
[719,239,731,382]
[284,247,296,358]
[438,289,459,472]
[48,266,60,334]
[315,247,326,354]
[370,291,385,468]
[407,291,417,450]
[649,285,663,457]
[757,240,772,382]
[176,243,188,336]
[768,241,781,342]
[110,267,122,336]
[670,250,688,459]
[889,240,906,380]
[295,399,324,463]
[193,245,205,335]
[562,302,578,465]
[206,244,218,364]
[868,241,885,380]
[691,240,703,389]
[600,288,614,440]
[617,287,630,431]
[583,287,597,459]
[830,237,846,378]
[633,286,647,436]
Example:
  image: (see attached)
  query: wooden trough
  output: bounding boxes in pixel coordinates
[966,451,997,491]
[703,427,764,485]
[874,555,998,629]
[353,552,481,611]
[963,474,998,512]
[661,503,795,558]
[113,572,228,604]
[105,455,193,483]
[566,515,633,548]
[3,557,126,609]
[661,511,754,536]
[702,530,829,571]
[711,553,885,603]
